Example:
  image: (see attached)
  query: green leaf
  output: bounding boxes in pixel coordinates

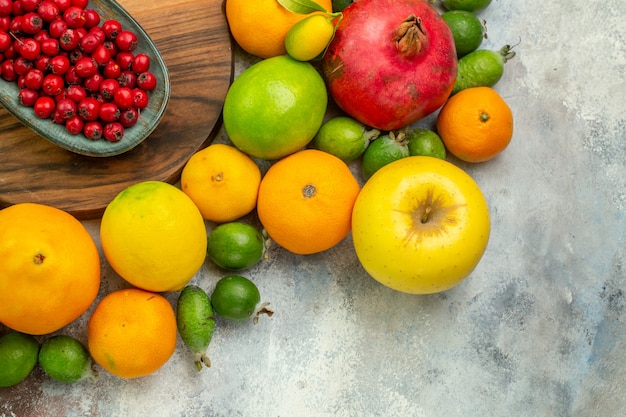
[276,0,330,14]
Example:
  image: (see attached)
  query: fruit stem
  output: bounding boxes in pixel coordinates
[194,352,211,371]
[252,302,274,325]
[499,44,517,63]
[390,131,408,146]
[393,14,428,57]
[421,206,432,223]
[363,128,381,143]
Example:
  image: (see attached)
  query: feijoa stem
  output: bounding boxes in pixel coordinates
[252,302,274,325]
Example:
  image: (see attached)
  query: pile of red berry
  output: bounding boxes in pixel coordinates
[0,0,157,142]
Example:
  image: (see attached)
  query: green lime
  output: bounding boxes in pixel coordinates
[451,45,516,95]
[407,128,446,160]
[360,131,409,181]
[286,15,335,62]
[0,332,39,387]
[223,55,328,160]
[441,10,484,57]
[176,285,215,371]
[442,0,492,12]
[332,0,352,12]
[38,335,93,384]
[207,222,265,271]
[210,275,273,323]
[310,116,380,163]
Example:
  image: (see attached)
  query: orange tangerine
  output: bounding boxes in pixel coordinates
[181,143,261,223]
[436,86,513,163]
[256,149,360,255]
[87,288,177,379]
[225,0,333,59]
[0,203,100,335]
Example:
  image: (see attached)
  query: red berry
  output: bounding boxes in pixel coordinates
[40,37,60,56]
[53,0,72,12]
[83,120,102,140]
[115,30,137,52]
[18,38,40,60]
[115,51,133,71]
[131,87,149,109]
[59,28,79,50]
[63,65,81,84]
[62,6,85,29]
[0,59,16,81]
[83,72,103,92]
[91,44,110,66]
[0,0,12,16]
[20,12,43,35]
[102,58,120,79]
[83,8,100,28]
[78,32,102,54]
[119,106,138,127]
[101,19,121,40]
[19,0,40,13]
[34,95,56,118]
[13,56,33,76]
[65,83,86,102]
[48,53,70,74]
[98,101,119,122]
[137,72,157,91]
[113,86,133,109]
[23,68,44,89]
[18,87,39,106]
[0,31,10,51]
[48,18,68,38]
[74,55,97,77]
[77,96,100,120]
[71,0,88,8]
[42,73,64,95]
[65,114,83,134]
[117,70,136,88]
[34,54,50,71]
[131,53,150,73]
[103,121,124,142]
[38,1,60,22]
[98,77,119,100]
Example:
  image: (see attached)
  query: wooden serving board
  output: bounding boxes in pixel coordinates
[0,0,233,219]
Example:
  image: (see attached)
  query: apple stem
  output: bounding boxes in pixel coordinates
[421,206,432,223]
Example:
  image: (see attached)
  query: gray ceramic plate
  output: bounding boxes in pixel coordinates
[0,0,170,157]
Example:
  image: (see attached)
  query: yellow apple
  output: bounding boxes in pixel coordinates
[351,156,490,294]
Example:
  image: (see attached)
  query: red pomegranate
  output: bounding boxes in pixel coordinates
[321,0,457,131]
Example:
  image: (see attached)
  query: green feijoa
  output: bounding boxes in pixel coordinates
[451,45,516,95]
[442,0,492,12]
[207,222,265,271]
[210,275,273,324]
[176,285,215,371]
[360,131,410,181]
[38,335,94,384]
[0,332,39,388]
[310,116,380,163]
[441,10,485,57]
[406,128,447,160]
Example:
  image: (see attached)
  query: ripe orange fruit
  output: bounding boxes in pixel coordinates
[0,203,100,335]
[256,149,360,255]
[181,143,262,223]
[100,181,207,293]
[436,86,514,162]
[87,288,177,379]
[225,0,334,59]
